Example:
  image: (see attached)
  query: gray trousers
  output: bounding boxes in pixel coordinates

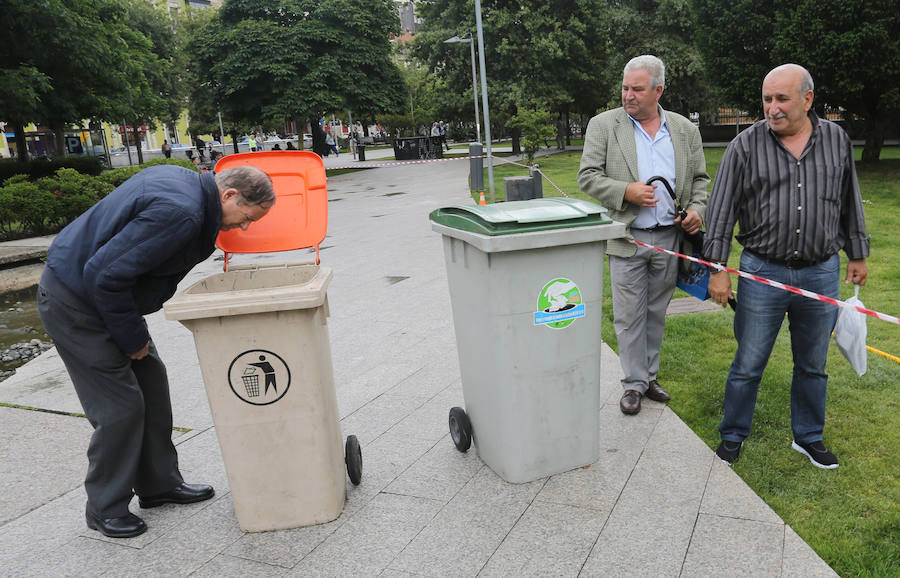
[37,270,182,517]
[608,227,679,393]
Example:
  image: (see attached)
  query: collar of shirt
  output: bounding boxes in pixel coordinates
[765,111,821,160]
[628,106,677,229]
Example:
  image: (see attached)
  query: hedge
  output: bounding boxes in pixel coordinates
[0,158,201,239]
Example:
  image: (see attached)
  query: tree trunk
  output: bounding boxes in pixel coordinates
[13,122,28,163]
[53,123,66,157]
[134,121,145,165]
[861,115,884,163]
[565,109,571,146]
[510,126,521,155]
[310,118,327,157]
[556,112,566,150]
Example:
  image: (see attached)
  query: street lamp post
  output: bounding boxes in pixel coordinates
[443,34,481,144]
[474,0,494,202]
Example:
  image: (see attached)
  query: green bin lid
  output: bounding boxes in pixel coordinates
[429,198,611,235]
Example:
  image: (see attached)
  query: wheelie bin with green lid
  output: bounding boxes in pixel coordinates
[430,198,625,483]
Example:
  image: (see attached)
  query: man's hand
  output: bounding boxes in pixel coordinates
[675,209,702,236]
[845,259,868,286]
[128,341,150,360]
[624,181,659,207]
[708,270,732,307]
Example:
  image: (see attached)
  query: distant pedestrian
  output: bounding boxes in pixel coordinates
[194,136,206,162]
[161,140,172,159]
[285,141,296,150]
[325,131,339,157]
[248,135,258,153]
[439,121,450,151]
[349,131,359,160]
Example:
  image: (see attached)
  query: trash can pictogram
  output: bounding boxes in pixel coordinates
[241,367,261,397]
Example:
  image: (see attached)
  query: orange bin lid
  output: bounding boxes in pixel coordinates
[214,151,327,258]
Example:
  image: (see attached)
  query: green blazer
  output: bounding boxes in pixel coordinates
[577,107,709,257]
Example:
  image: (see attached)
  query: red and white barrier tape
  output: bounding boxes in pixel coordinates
[323,152,899,326]
[630,239,900,326]
[326,154,485,171]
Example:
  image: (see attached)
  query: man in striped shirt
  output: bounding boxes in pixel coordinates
[703,64,869,469]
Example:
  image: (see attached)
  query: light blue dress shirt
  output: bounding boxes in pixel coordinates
[629,108,677,229]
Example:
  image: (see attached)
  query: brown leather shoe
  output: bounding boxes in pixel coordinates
[645,380,671,402]
[620,390,642,415]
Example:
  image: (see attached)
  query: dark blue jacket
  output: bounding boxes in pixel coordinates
[46,165,222,354]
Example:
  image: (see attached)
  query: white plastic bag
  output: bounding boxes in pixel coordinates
[833,284,867,376]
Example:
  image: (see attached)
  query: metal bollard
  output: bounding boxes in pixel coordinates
[469,142,484,193]
[530,166,543,199]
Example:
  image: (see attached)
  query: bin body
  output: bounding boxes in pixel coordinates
[164,264,345,531]
[431,199,625,483]
[357,145,366,161]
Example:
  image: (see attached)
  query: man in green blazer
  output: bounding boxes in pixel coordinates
[578,55,709,415]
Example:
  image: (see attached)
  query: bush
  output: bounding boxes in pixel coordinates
[99,158,199,187]
[99,166,142,187]
[507,109,556,165]
[0,180,56,234]
[0,156,104,184]
[0,157,202,239]
[38,168,113,226]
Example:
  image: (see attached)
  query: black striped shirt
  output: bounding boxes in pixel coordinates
[703,113,869,263]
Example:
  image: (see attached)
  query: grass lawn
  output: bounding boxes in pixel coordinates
[475,145,900,577]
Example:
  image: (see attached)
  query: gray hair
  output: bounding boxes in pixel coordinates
[624,55,666,89]
[214,166,275,206]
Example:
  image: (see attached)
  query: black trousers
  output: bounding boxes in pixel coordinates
[37,270,182,517]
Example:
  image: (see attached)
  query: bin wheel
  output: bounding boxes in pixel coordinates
[345,435,362,485]
[449,407,472,452]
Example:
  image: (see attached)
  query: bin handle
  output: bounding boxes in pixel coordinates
[222,245,320,272]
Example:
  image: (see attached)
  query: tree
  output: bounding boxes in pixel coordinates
[773,0,899,162]
[414,0,610,153]
[694,0,899,161]
[192,0,404,156]
[604,0,711,116]
[507,109,555,165]
[119,0,184,164]
[0,0,154,160]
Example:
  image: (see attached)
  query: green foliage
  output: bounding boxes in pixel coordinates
[694,0,900,161]
[604,0,711,116]
[138,158,199,171]
[99,167,143,188]
[0,180,55,234]
[100,158,198,188]
[506,109,555,164]
[0,157,198,238]
[0,157,104,185]
[190,0,404,155]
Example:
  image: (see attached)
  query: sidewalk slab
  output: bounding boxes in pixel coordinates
[0,155,838,576]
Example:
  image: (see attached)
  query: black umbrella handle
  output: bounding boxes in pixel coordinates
[645,175,687,221]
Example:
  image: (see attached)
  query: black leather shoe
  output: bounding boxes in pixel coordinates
[138,483,215,508]
[645,380,671,402]
[620,390,642,415]
[86,510,147,538]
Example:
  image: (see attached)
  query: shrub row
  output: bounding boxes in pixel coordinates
[0,156,105,182]
[0,158,200,239]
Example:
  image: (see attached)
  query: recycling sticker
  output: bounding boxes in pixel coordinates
[227,349,291,406]
[534,278,585,329]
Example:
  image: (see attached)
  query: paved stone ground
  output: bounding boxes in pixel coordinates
[0,155,837,577]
